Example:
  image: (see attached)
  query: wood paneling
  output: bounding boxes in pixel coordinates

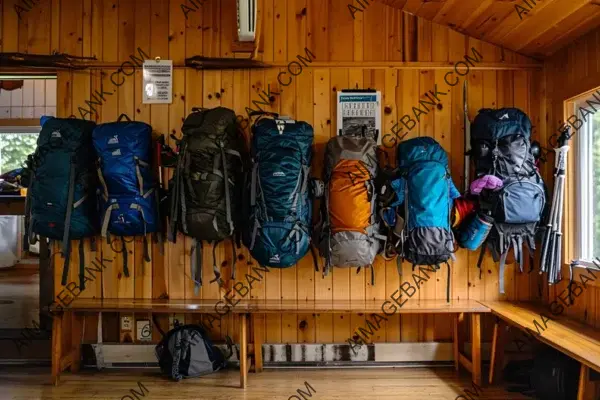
[1,0,545,344]
[383,0,600,58]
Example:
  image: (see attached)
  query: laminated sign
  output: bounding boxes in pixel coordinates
[143,60,173,104]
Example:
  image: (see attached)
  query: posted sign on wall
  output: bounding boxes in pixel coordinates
[142,60,173,104]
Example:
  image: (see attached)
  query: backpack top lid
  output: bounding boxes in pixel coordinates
[471,107,532,143]
[92,120,153,158]
[182,106,237,137]
[397,136,448,169]
[324,135,378,181]
[37,117,96,150]
[251,117,314,159]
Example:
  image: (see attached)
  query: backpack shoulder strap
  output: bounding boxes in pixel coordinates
[60,162,76,286]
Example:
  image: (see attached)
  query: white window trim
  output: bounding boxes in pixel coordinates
[574,98,597,267]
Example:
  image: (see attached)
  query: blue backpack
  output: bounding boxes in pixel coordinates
[25,117,99,289]
[383,137,459,301]
[93,114,160,273]
[243,113,316,268]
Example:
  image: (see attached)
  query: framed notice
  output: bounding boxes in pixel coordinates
[142,59,173,104]
[337,90,381,144]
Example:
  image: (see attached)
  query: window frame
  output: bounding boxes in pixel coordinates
[0,125,41,175]
[573,94,599,269]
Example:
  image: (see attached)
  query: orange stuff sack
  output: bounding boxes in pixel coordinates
[318,135,385,281]
[329,159,371,233]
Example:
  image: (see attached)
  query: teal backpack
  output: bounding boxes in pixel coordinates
[243,113,317,268]
[25,117,100,289]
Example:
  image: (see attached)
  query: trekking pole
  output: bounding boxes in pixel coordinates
[551,134,570,283]
[540,149,561,273]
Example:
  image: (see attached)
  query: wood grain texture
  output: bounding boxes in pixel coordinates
[482,301,600,373]
[3,367,530,399]
[1,0,552,346]
[381,0,600,57]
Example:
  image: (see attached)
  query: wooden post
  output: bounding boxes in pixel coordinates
[70,312,84,373]
[253,314,264,373]
[489,318,505,385]
[577,364,589,400]
[239,313,248,389]
[51,313,63,386]
[471,313,482,386]
[453,313,460,372]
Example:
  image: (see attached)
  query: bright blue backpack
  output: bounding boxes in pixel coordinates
[385,137,460,301]
[243,113,316,268]
[93,114,160,272]
[25,117,99,289]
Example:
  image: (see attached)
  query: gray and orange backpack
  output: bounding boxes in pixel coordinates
[317,135,386,284]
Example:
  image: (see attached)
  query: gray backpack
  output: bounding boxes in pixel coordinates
[155,322,232,381]
[318,135,386,284]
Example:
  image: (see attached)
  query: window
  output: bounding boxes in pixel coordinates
[0,126,40,175]
[575,95,600,266]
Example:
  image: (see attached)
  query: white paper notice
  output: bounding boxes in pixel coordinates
[142,60,173,104]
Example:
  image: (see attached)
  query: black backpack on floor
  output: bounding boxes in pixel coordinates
[169,107,247,291]
[155,321,232,382]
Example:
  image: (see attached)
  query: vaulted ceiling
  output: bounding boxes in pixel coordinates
[381,0,600,58]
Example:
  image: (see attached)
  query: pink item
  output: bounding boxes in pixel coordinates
[470,175,503,195]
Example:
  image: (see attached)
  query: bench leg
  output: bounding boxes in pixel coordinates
[239,313,248,389]
[71,312,83,373]
[577,364,589,400]
[471,313,482,386]
[51,313,63,386]
[252,314,264,373]
[489,318,505,385]
[453,314,460,372]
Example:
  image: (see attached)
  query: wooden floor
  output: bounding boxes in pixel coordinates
[0,367,530,399]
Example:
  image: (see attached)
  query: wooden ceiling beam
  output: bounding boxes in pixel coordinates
[527,6,600,56]
[500,0,592,50]
[382,0,600,57]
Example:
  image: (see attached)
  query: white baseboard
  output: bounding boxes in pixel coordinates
[88,341,491,367]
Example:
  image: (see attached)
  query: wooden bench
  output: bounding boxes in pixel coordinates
[482,301,600,400]
[51,298,490,388]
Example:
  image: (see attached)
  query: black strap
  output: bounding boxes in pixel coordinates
[121,237,130,278]
[61,243,71,286]
[61,163,76,284]
[79,240,86,291]
[117,113,132,122]
[90,236,97,252]
[153,185,165,255]
[210,240,223,285]
[152,314,167,338]
[370,264,375,286]
[143,236,151,263]
[310,244,319,272]
[445,262,451,303]
[231,237,237,280]
[476,242,486,280]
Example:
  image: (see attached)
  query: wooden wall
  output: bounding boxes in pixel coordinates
[1,0,546,345]
[545,25,600,330]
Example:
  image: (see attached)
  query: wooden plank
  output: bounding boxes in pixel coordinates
[58,298,491,314]
[287,0,307,60]
[313,68,333,344]
[482,301,600,373]
[434,68,453,343]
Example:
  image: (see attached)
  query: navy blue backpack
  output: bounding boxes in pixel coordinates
[93,114,160,273]
[25,117,100,289]
[243,113,317,269]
